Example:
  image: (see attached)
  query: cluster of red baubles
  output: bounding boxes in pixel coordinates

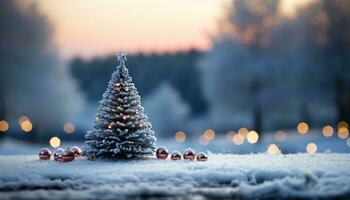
[156,146,208,161]
[39,146,81,162]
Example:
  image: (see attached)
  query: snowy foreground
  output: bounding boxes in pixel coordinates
[1,154,350,199]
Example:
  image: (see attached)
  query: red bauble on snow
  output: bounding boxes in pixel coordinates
[183,148,196,161]
[71,146,81,157]
[171,151,182,160]
[54,148,64,162]
[156,146,168,159]
[61,148,75,162]
[39,148,51,160]
[196,152,208,161]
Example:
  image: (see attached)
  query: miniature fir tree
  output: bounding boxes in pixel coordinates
[83,53,157,159]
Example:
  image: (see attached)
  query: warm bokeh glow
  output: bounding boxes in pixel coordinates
[247,131,259,144]
[49,136,61,148]
[233,134,244,145]
[279,0,315,17]
[21,120,33,132]
[64,122,75,134]
[34,0,226,59]
[238,127,249,138]
[337,121,348,129]
[306,143,317,154]
[175,131,186,142]
[18,116,29,125]
[0,120,9,132]
[203,129,215,141]
[275,131,286,141]
[322,125,334,137]
[226,131,236,142]
[297,122,309,134]
[267,144,281,155]
[338,127,349,139]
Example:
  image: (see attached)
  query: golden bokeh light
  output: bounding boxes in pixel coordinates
[275,131,286,141]
[49,136,61,148]
[247,131,259,144]
[297,122,309,134]
[203,129,215,141]
[267,144,281,155]
[21,120,33,132]
[337,121,348,129]
[306,142,317,154]
[175,131,186,142]
[338,127,349,139]
[322,125,333,137]
[18,116,29,125]
[238,127,249,138]
[0,120,9,132]
[233,134,244,145]
[63,122,75,134]
[226,131,236,142]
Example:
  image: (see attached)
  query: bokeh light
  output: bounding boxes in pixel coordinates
[0,120,9,132]
[347,138,350,147]
[64,122,75,134]
[175,131,186,142]
[49,136,61,148]
[233,134,244,145]
[297,122,309,134]
[21,120,33,132]
[322,125,333,137]
[247,131,259,144]
[18,116,29,125]
[203,129,215,141]
[337,121,348,129]
[267,144,281,155]
[274,131,286,141]
[238,127,249,138]
[338,127,349,139]
[306,142,317,154]
[226,131,236,142]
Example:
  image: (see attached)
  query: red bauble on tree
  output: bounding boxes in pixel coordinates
[171,151,182,160]
[39,148,51,160]
[183,148,196,161]
[156,146,168,159]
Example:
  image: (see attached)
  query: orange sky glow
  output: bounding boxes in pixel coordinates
[34,0,228,60]
[31,0,311,60]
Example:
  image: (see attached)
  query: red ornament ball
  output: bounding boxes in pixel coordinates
[156,146,168,159]
[61,148,75,162]
[71,146,81,157]
[171,151,182,160]
[196,152,208,161]
[39,148,51,160]
[54,148,64,162]
[183,148,196,161]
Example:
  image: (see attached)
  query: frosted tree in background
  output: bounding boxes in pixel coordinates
[84,54,157,159]
[0,0,84,141]
[144,83,190,138]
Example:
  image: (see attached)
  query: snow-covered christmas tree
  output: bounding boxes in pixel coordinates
[83,53,157,159]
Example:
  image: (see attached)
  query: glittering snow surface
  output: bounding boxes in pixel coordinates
[1,153,350,199]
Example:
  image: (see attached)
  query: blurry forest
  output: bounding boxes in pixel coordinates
[1,0,350,141]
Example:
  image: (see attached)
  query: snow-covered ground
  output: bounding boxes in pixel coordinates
[1,153,350,199]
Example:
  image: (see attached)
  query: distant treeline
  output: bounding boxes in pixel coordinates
[70,50,208,116]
